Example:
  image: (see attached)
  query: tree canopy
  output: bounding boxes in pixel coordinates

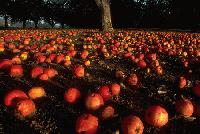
[0,0,199,29]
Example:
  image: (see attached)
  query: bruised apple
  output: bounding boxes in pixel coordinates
[175,98,194,117]
[64,87,81,104]
[15,99,36,118]
[145,105,168,127]
[121,115,144,134]
[85,93,104,111]
[76,113,98,134]
[10,65,23,77]
[4,89,28,107]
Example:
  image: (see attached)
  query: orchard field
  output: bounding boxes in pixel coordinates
[0,29,200,134]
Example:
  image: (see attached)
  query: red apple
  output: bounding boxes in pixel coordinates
[44,68,58,78]
[110,83,121,96]
[145,105,168,127]
[4,89,28,107]
[156,65,163,75]
[137,53,144,60]
[127,74,138,86]
[85,93,104,111]
[175,98,194,117]
[121,115,144,134]
[148,53,156,61]
[76,113,98,134]
[73,65,85,78]
[31,66,44,78]
[39,73,49,81]
[10,65,23,77]
[15,99,36,118]
[179,76,187,89]
[98,85,112,101]
[81,50,89,59]
[137,60,147,69]
[0,59,12,70]
[37,55,46,63]
[64,87,81,104]
[49,53,57,61]
[101,105,115,120]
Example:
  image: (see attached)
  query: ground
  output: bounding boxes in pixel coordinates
[0,29,199,134]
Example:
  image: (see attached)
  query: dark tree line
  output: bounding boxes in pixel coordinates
[0,0,200,31]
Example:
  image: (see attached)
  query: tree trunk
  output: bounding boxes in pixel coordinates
[23,20,26,28]
[4,15,8,28]
[61,23,65,28]
[34,20,38,28]
[95,0,113,32]
[48,19,55,28]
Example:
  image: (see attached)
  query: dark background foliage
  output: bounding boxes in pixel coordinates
[0,0,200,29]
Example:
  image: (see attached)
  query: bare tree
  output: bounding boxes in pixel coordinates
[95,0,113,32]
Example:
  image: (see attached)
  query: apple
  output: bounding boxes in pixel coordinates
[31,66,44,78]
[37,55,46,63]
[15,99,36,118]
[56,54,64,64]
[73,65,85,78]
[156,65,163,75]
[121,115,144,134]
[49,53,57,61]
[137,53,144,60]
[179,76,187,89]
[85,93,104,111]
[4,89,28,107]
[44,68,58,78]
[0,59,12,70]
[98,85,112,101]
[145,105,168,127]
[175,98,194,117]
[28,87,46,99]
[64,87,81,104]
[101,105,115,120]
[148,53,156,61]
[76,113,98,134]
[127,74,138,86]
[10,65,23,77]
[137,60,147,69]
[39,73,49,81]
[81,50,89,59]
[110,83,121,96]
